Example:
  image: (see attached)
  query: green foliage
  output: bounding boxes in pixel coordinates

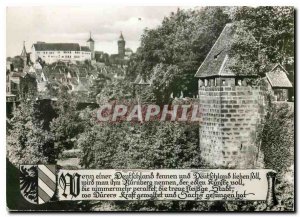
[78,115,206,211]
[7,99,56,166]
[96,79,133,103]
[89,72,111,100]
[79,121,201,169]
[140,64,181,105]
[258,102,294,210]
[50,86,86,151]
[275,165,294,211]
[260,103,294,173]
[230,7,294,79]
[128,7,229,98]
[11,56,24,70]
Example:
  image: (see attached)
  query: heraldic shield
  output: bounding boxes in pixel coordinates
[19,165,56,204]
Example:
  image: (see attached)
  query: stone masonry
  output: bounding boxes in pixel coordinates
[198,83,265,168]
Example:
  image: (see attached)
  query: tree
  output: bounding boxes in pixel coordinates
[229,7,294,80]
[7,99,56,166]
[89,72,111,101]
[96,78,133,104]
[139,64,181,105]
[50,86,85,151]
[11,56,24,70]
[78,119,203,210]
[128,7,229,98]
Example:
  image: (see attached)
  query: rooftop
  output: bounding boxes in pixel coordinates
[266,64,293,88]
[20,41,27,57]
[195,23,236,78]
[87,32,95,42]
[118,32,125,41]
[133,75,150,85]
[33,43,81,51]
[80,46,91,52]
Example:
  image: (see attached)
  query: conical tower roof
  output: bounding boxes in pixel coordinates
[118,32,125,41]
[20,41,27,57]
[87,32,94,42]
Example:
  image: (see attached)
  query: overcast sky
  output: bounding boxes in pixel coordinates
[6,6,195,57]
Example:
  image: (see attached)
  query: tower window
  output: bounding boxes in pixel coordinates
[236,79,242,86]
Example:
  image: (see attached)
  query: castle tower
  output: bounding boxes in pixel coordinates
[118,32,126,58]
[195,23,265,169]
[20,41,28,67]
[87,32,95,60]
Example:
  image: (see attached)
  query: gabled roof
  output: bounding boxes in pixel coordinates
[33,43,81,51]
[266,64,293,88]
[195,23,237,78]
[133,75,150,85]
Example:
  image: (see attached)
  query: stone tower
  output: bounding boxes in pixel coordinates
[195,23,265,169]
[87,32,95,60]
[20,41,28,67]
[118,32,126,58]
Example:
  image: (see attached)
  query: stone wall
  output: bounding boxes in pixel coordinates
[198,84,266,168]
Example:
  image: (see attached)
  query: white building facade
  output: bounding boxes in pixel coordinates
[31,42,92,64]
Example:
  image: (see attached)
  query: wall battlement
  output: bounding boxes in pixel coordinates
[199,85,266,168]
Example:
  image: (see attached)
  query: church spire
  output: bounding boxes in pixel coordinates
[20,41,27,57]
[119,31,125,41]
[87,31,94,42]
[20,41,28,67]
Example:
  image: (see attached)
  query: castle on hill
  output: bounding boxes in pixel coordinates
[20,32,133,65]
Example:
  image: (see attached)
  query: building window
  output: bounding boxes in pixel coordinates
[222,79,226,86]
[204,79,208,87]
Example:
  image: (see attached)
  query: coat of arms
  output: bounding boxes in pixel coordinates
[19,165,56,204]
